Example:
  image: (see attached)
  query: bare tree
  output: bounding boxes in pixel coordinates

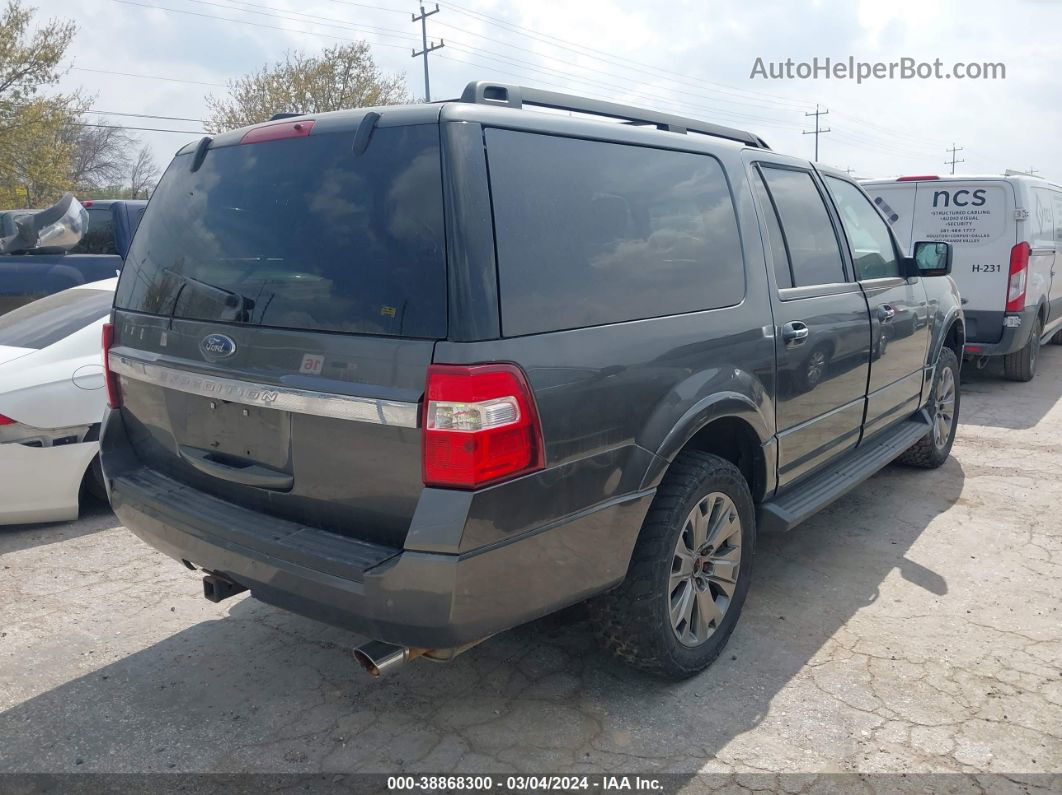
[206,42,409,132]
[128,144,158,199]
[66,119,133,192]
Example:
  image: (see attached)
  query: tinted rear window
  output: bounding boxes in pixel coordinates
[115,124,446,338]
[485,130,744,337]
[0,288,112,349]
[70,207,117,254]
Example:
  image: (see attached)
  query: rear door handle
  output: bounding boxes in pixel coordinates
[879,305,896,322]
[178,445,294,491]
[781,321,809,347]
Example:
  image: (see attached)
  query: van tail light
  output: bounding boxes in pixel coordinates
[422,363,544,489]
[1005,242,1030,313]
[0,413,15,425]
[102,322,122,409]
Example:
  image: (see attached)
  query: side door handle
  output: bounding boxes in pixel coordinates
[879,304,896,322]
[781,321,809,347]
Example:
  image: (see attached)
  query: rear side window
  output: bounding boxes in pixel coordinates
[485,130,744,337]
[70,207,117,255]
[115,124,446,338]
[0,288,112,349]
[760,167,847,287]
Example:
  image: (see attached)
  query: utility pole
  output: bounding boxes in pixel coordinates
[945,143,965,175]
[411,4,444,102]
[802,104,830,161]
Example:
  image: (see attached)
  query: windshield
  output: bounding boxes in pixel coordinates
[0,288,112,349]
[114,124,447,338]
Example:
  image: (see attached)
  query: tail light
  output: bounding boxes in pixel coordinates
[0,414,15,426]
[422,363,544,489]
[897,175,940,181]
[102,322,122,409]
[1005,242,1030,313]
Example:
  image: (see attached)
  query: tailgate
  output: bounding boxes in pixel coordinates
[110,118,446,548]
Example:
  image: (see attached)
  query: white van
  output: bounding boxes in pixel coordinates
[863,174,1062,381]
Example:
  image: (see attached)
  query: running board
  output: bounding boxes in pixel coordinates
[758,411,932,533]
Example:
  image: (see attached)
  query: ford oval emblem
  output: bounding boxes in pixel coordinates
[199,333,237,360]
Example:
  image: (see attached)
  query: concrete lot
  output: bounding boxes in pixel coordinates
[1,350,1061,780]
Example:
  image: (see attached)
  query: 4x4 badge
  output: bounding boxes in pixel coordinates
[199,333,237,360]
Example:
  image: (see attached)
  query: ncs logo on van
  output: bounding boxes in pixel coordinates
[932,189,988,208]
[199,333,237,360]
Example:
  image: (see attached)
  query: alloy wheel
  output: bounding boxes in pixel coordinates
[933,365,956,449]
[669,492,742,647]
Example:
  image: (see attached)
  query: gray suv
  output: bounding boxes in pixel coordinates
[100,82,964,679]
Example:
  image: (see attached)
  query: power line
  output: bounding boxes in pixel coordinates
[108,0,412,50]
[411,4,444,101]
[76,121,204,134]
[86,109,207,123]
[72,65,227,87]
[803,104,830,161]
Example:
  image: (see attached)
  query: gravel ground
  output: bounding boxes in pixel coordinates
[1,348,1060,785]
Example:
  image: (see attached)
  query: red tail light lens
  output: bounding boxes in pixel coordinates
[102,322,122,409]
[422,364,544,489]
[896,175,940,181]
[1005,242,1030,313]
[0,414,15,425]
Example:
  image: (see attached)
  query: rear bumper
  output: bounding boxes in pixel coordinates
[102,411,653,648]
[963,306,1038,358]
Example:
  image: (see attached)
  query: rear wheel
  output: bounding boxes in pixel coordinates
[1003,317,1042,382]
[589,451,754,679]
[898,347,960,469]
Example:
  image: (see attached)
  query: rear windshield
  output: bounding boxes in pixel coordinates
[70,207,117,254]
[0,288,112,349]
[115,124,446,338]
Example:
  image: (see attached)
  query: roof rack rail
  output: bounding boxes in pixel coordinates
[459,81,769,149]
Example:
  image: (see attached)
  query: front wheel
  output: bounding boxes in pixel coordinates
[898,347,960,469]
[588,451,754,679]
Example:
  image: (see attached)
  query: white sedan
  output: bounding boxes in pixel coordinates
[0,278,115,524]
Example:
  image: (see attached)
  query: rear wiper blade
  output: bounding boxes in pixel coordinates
[162,268,256,321]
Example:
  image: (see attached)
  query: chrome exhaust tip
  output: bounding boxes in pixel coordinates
[352,641,421,678]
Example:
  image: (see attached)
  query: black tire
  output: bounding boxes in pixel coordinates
[588,451,755,679]
[1003,317,1041,382]
[897,347,960,469]
[81,455,108,503]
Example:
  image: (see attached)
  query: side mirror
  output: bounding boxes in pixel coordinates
[904,241,952,278]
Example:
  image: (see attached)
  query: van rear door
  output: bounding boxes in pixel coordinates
[910,180,1016,344]
[110,117,446,549]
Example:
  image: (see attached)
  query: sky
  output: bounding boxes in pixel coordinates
[42,0,1062,181]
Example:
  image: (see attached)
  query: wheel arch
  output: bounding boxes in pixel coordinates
[640,396,771,503]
